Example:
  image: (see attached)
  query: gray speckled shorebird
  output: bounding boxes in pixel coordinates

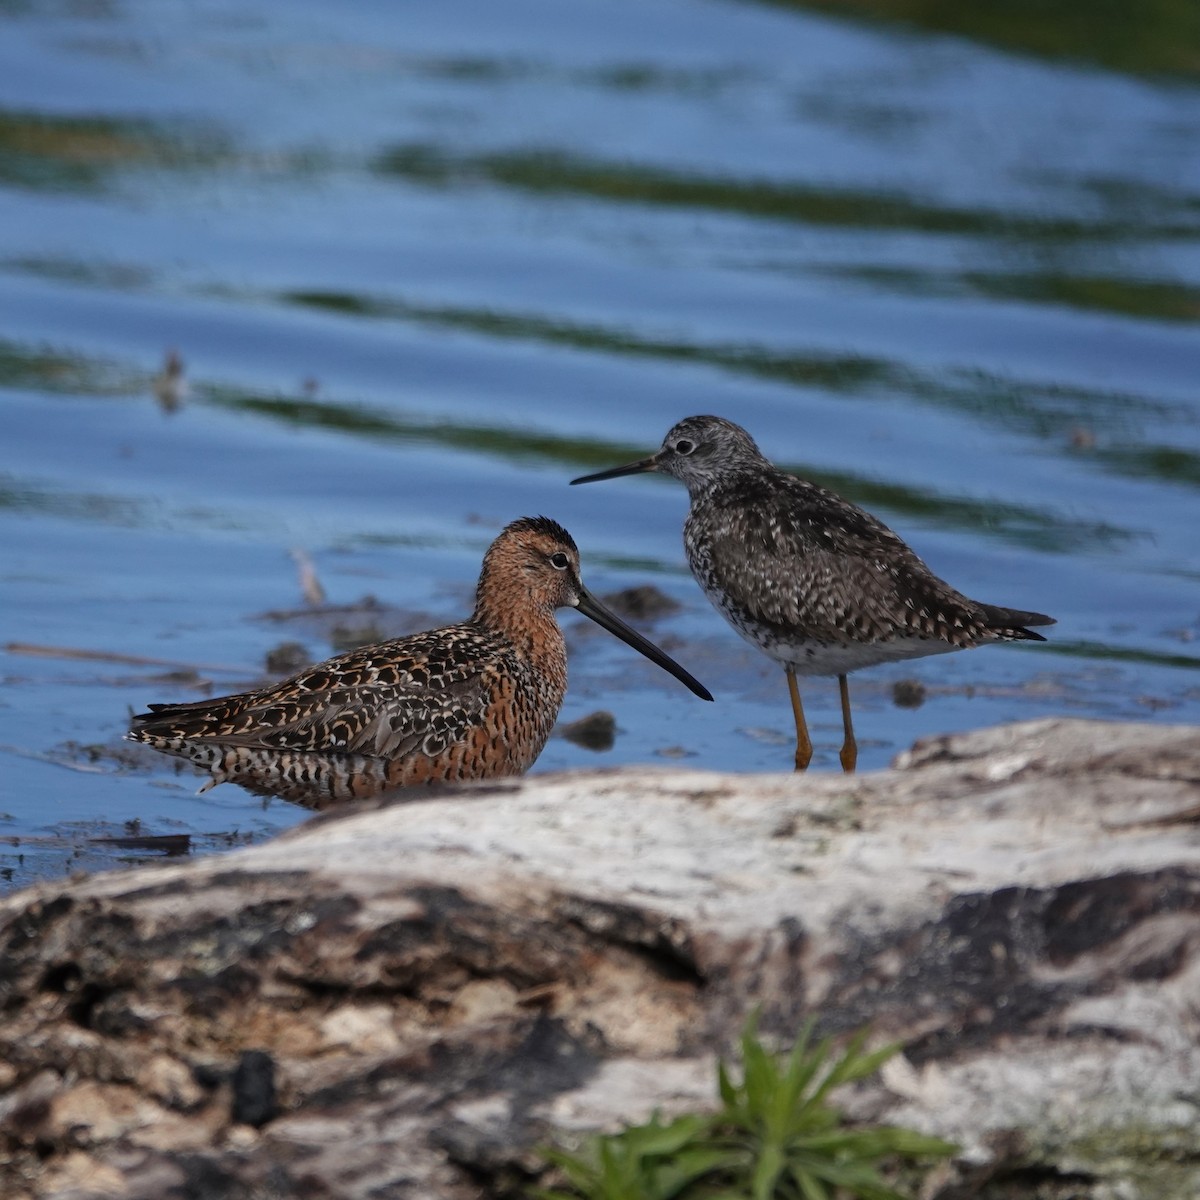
[127,516,711,808]
[572,416,1054,773]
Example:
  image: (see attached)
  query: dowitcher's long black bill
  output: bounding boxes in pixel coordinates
[570,456,659,485]
[573,585,713,701]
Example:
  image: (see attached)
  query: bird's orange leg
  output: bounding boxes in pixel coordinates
[838,673,857,773]
[786,667,813,772]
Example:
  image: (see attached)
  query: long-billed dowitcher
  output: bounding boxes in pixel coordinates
[127,516,711,807]
[572,416,1054,773]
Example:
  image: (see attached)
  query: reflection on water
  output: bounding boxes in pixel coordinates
[1,0,1198,891]
[375,142,1200,243]
[837,265,1200,326]
[777,0,1200,77]
[0,109,233,191]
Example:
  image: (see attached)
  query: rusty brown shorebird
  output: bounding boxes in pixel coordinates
[127,516,712,807]
[572,416,1054,773]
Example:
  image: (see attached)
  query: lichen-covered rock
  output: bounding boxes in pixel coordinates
[0,718,1197,1199]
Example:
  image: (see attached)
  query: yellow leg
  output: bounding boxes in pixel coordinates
[786,667,813,772]
[838,673,857,774]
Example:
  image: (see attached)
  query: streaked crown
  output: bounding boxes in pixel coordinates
[655,415,768,493]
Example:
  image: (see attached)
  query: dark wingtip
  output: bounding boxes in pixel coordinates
[982,604,1055,635]
[130,698,203,733]
[1022,612,1056,628]
[131,701,181,724]
[1011,610,1054,642]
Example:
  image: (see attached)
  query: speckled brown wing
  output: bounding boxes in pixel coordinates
[691,475,1001,648]
[129,624,508,763]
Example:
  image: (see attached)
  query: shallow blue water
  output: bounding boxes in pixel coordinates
[2,0,1198,890]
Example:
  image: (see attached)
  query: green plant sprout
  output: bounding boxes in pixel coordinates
[536,1016,956,1200]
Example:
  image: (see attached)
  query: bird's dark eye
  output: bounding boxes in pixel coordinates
[674,438,695,455]
[550,552,570,570]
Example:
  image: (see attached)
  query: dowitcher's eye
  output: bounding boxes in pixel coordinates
[674,438,695,455]
[549,552,570,570]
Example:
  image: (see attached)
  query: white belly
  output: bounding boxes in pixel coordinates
[732,624,964,677]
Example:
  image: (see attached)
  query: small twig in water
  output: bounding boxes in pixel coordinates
[291,548,327,607]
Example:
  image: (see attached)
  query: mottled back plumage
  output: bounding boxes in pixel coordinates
[128,515,711,807]
[572,416,1054,772]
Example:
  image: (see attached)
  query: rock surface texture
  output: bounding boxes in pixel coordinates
[1,718,1198,1199]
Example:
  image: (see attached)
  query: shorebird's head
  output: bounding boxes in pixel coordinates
[476,516,584,617]
[474,517,712,700]
[571,415,765,496]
